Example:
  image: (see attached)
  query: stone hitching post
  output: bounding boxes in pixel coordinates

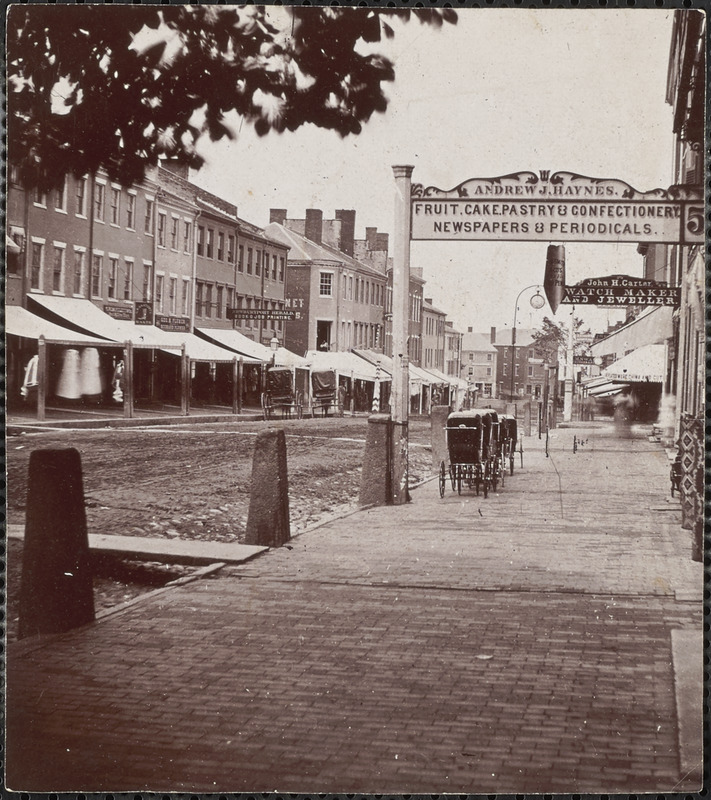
[245,428,291,548]
[19,448,95,639]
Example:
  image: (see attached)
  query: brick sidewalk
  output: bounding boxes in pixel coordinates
[6,423,703,793]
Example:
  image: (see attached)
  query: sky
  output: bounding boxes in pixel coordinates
[192,9,676,336]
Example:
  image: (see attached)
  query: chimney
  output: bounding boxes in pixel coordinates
[270,209,287,225]
[305,209,323,243]
[490,326,496,344]
[468,327,473,333]
[425,298,433,305]
[365,227,378,250]
[335,209,356,256]
[161,158,190,180]
[375,232,389,254]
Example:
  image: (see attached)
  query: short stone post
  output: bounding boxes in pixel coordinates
[523,401,532,436]
[430,405,450,472]
[245,429,290,547]
[19,448,95,639]
[359,414,392,507]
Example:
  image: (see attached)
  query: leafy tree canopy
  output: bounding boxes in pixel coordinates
[532,316,591,364]
[7,5,457,190]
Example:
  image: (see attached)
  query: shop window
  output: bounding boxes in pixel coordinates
[110,187,120,225]
[91,253,103,298]
[52,246,64,293]
[124,260,134,301]
[157,213,167,247]
[72,249,85,295]
[30,241,44,290]
[144,198,154,234]
[126,193,136,229]
[94,181,105,222]
[320,272,333,297]
[75,178,87,217]
[108,257,118,299]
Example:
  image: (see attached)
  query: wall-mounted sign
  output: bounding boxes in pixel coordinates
[573,355,598,365]
[227,308,298,321]
[155,314,191,332]
[560,275,681,306]
[134,302,154,325]
[410,171,703,244]
[104,304,133,321]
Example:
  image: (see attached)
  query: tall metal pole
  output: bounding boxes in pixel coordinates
[391,165,413,505]
[510,284,543,403]
[563,305,575,422]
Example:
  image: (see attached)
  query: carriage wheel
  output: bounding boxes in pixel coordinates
[510,454,515,476]
[450,464,457,491]
[439,461,447,498]
[482,467,489,499]
[456,467,463,495]
[474,466,480,495]
[490,461,498,492]
[499,458,505,488]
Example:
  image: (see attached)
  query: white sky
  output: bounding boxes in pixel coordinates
[192,9,676,335]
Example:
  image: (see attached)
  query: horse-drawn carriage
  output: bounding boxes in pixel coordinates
[310,369,344,417]
[439,408,507,498]
[499,413,519,475]
[261,367,303,420]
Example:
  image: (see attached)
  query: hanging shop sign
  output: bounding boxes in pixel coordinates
[573,355,599,365]
[103,304,133,321]
[226,308,298,321]
[134,302,154,325]
[155,314,191,332]
[410,171,703,244]
[560,275,681,306]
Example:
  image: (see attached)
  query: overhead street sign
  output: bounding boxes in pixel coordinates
[410,171,703,244]
[560,275,681,307]
[227,309,298,321]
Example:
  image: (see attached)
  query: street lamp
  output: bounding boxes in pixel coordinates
[510,285,545,401]
[270,335,279,367]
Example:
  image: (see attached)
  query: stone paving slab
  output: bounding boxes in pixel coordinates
[7,523,266,565]
[5,423,703,794]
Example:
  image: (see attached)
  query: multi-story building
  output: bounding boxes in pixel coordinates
[492,327,547,400]
[387,267,424,367]
[421,299,447,373]
[460,328,497,399]
[664,8,705,554]
[265,209,387,356]
[6,161,288,411]
[444,321,463,378]
[157,163,289,346]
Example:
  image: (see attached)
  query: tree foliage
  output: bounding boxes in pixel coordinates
[532,316,591,364]
[7,5,457,190]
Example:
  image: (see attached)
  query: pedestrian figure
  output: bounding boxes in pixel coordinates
[613,387,635,438]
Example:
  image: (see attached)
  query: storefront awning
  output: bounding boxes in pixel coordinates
[603,343,665,383]
[306,350,381,381]
[28,295,238,361]
[6,305,105,344]
[196,327,295,365]
[586,380,628,398]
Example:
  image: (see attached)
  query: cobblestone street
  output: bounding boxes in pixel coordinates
[6,422,702,794]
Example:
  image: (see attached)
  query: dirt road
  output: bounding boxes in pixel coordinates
[7,416,434,544]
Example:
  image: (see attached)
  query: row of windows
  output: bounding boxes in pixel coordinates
[338,320,382,350]
[195,284,285,332]
[25,174,287,279]
[424,316,445,337]
[318,271,385,305]
[28,239,193,315]
[196,229,285,282]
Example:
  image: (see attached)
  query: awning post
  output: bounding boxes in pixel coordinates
[124,341,134,419]
[37,336,47,421]
[181,345,190,416]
